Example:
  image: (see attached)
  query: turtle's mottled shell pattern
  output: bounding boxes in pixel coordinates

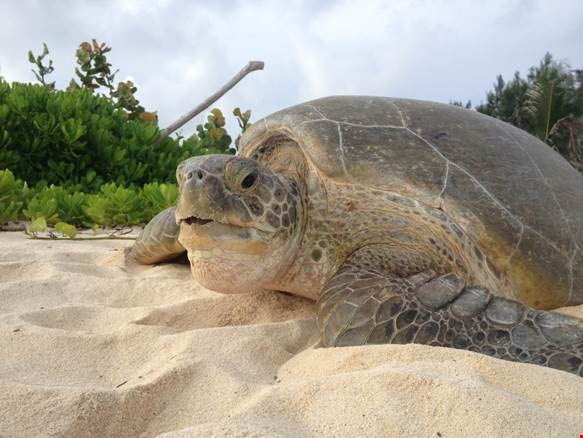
[239,96,583,308]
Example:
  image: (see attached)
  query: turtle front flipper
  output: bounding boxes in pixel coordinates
[318,245,583,377]
[129,207,186,264]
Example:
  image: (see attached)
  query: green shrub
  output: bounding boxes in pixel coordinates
[0,169,181,229]
[1,40,253,233]
[0,169,29,223]
[22,184,88,225]
[141,182,179,213]
[22,189,60,224]
[0,80,234,191]
[84,183,145,226]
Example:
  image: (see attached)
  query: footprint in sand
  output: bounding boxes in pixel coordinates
[18,305,147,333]
[0,261,56,282]
[0,255,128,282]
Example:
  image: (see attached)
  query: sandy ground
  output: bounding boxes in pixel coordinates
[0,231,582,438]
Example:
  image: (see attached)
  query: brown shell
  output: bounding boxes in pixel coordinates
[239,96,583,308]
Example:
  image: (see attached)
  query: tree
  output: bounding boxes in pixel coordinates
[449,99,472,109]
[521,53,580,142]
[475,72,529,130]
[476,53,582,143]
[474,53,583,170]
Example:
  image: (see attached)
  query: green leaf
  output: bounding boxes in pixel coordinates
[84,197,108,225]
[55,222,77,239]
[0,169,16,193]
[0,201,22,224]
[30,216,47,233]
[86,169,96,183]
[23,194,59,223]
[60,118,86,144]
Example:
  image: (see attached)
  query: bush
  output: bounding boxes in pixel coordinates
[0,40,253,235]
[0,80,234,191]
[0,169,29,224]
[0,169,179,229]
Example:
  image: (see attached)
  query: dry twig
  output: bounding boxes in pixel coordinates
[156,60,264,143]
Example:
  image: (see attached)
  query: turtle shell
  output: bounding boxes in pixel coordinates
[239,96,583,308]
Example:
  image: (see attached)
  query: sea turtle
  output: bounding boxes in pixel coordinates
[130,96,583,376]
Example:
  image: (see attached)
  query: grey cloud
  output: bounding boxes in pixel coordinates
[1,0,582,139]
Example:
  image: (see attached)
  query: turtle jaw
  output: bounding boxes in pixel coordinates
[175,202,278,256]
[177,218,292,294]
[176,212,278,235]
[176,215,275,257]
[181,216,213,226]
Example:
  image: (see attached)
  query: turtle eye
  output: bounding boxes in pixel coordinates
[240,171,257,190]
[225,158,259,191]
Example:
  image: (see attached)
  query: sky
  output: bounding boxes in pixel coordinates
[1,0,582,139]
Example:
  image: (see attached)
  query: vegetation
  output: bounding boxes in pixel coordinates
[0,80,236,191]
[466,53,583,170]
[476,53,583,142]
[0,40,252,235]
[1,169,178,237]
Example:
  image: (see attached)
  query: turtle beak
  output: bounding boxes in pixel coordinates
[175,156,233,226]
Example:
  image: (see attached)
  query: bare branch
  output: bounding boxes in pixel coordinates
[156,60,264,144]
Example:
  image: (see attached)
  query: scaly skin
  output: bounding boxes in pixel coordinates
[129,207,184,264]
[318,245,583,377]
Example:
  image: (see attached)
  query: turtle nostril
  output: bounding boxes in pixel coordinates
[185,169,204,182]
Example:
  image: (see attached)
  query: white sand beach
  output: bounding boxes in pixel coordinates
[0,231,582,437]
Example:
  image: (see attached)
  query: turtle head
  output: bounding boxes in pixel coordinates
[175,154,304,293]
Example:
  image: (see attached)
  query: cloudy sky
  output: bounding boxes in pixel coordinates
[1,0,582,138]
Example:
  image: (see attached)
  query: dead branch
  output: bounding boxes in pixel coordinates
[156,60,264,143]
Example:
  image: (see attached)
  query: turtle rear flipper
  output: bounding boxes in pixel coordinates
[318,245,583,377]
[129,207,186,264]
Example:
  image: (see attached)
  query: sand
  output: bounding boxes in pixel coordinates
[0,231,582,438]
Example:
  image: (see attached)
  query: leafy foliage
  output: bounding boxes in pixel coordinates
[28,43,55,89]
[233,107,252,132]
[475,72,527,127]
[0,80,234,190]
[55,221,77,239]
[522,54,581,142]
[1,40,251,235]
[64,39,149,119]
[0,169,179,229]
[476,53,583,143]
[5,39,245,191]
[461,53,583,171]
[23,188,60,223]
[29,217,47,234]
[0,169,29,223]
[179,108,234,155]
[233,107,252,149]
[84,183,145,226]
[68,40,118,93]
